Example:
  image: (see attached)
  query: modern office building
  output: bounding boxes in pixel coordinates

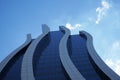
[0,24,120,80]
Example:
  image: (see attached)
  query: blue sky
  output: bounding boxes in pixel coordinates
[0,0,120,76]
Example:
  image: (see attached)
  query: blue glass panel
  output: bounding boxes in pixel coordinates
[1,43,31,80]
[33,31,67,80]
[69,35,101,80]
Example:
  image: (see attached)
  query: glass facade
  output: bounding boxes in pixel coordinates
[33,31,67,80]
[0,44,31,80]
[69,35,101,80]
[0,29,117,80]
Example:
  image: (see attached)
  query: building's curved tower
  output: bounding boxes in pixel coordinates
[0,25,120,80]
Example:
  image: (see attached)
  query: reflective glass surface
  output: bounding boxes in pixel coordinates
[70,35,101,80]
[33,31,67,80]
[1,44,30,80]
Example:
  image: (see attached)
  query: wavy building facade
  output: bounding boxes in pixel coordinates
[0,24,120,80]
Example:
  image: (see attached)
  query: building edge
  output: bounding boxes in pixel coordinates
[0,34,32,73]
[79,31,120,80]
[59,26,86,80]
[21,24,50,80]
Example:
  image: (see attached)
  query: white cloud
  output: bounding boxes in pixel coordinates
[105,59,120,76]
[109,41,120,58]
[112,41,120,50]
[96,0,110,24]
[65,23,81,30]
[105,59,114,67]
[105,41,120,76]
[115,61,120,75]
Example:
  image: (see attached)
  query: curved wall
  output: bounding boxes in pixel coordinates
[80,31,120,80]
[0,25,120,80]
[33,31,68,80]
[69,35,102,80]
[59,26,85,80]
[0,34,32,80]
[21,24,50,80]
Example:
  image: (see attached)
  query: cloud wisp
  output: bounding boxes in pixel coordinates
[65,23,81,30]
[105,41,120,76]
[112,41,120,51]
[96,0,110,24]
[105,59,120,76]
